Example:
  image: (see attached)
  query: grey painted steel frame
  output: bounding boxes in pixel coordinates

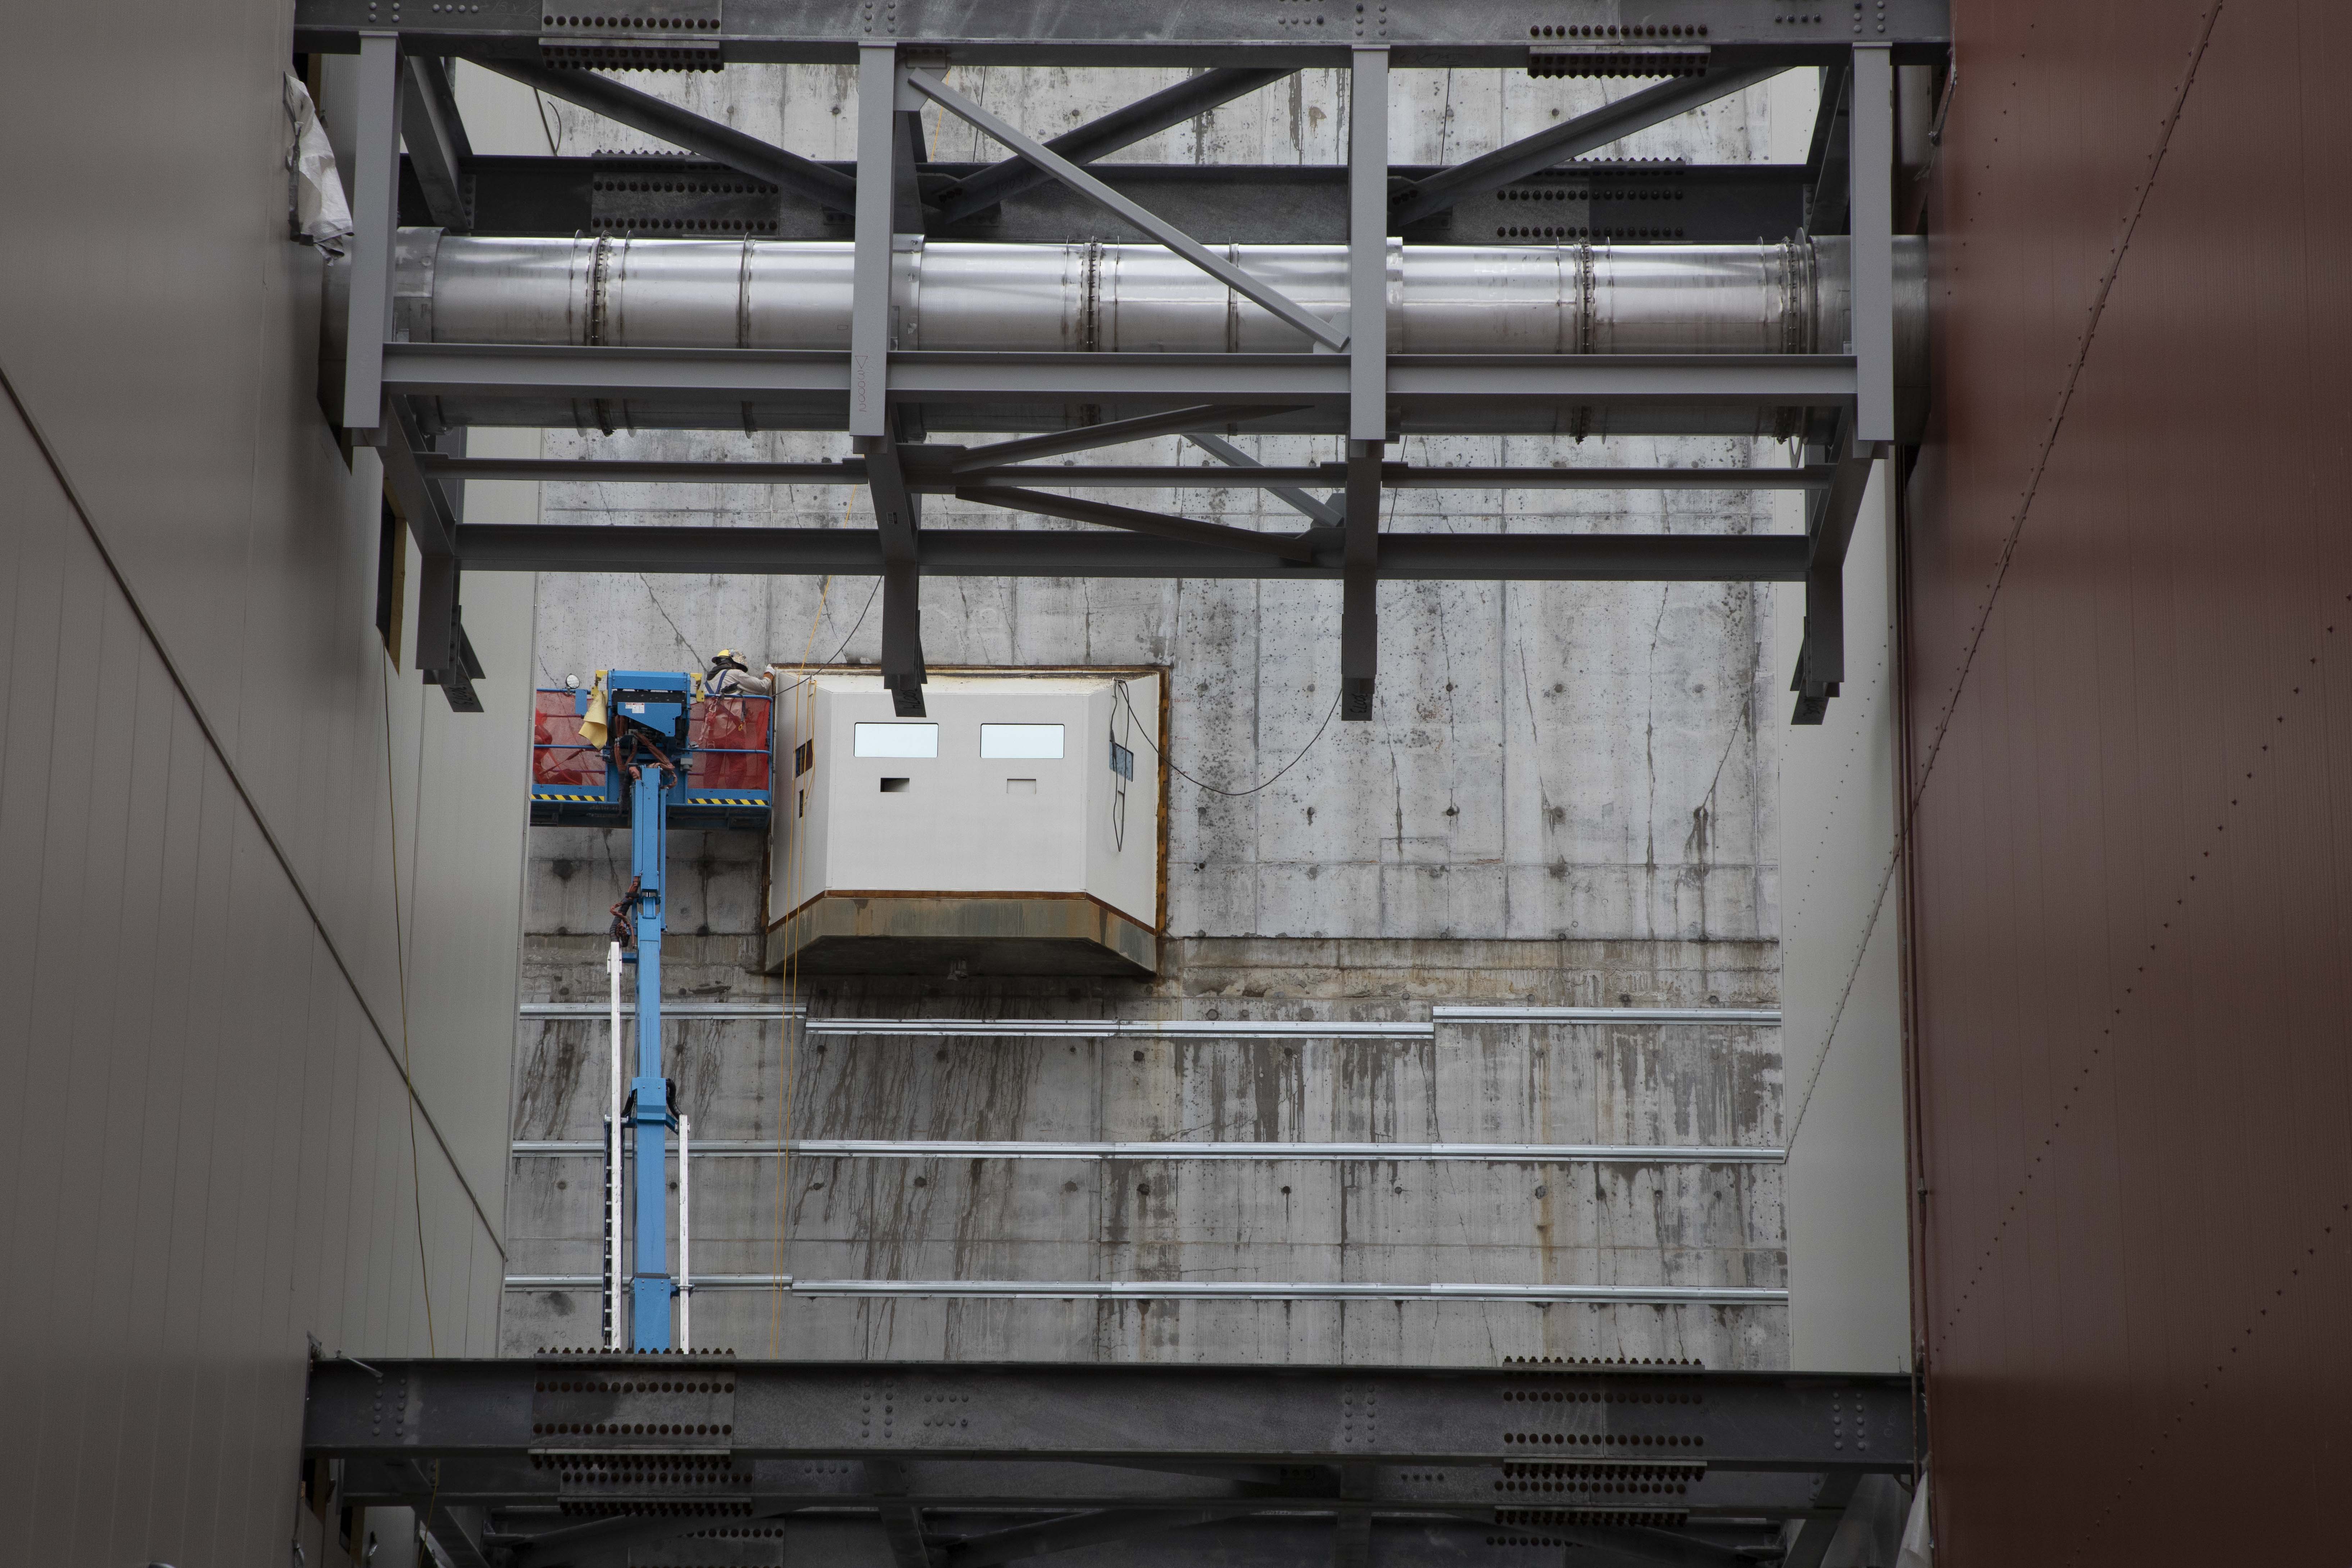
[340,31,400,436]
[326,22,1916,727]
[1342,45,1386,719]
[308,1359,1916,1568]
[1790,44,1895,722]
[292,0,1952,63]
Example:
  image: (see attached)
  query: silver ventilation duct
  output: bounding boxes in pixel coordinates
[337,230,1923,438]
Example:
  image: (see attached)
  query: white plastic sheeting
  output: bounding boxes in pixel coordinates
[284,73,353,251]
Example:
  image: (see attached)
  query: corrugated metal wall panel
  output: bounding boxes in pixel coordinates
[1905,0,2352,1558]
[0,3,536,1558]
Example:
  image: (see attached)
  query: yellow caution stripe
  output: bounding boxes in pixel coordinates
[531,790,609,802]
[685,796,769,807]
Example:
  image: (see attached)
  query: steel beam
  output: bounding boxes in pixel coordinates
[1388,65,1781,229]
[955,486,1318,562]
[866,434,928,716]
[421,455,1837,493]
[851,43,927,715]
[473,58,857,213]
[342,31,402,435]
[906,68,1349,352]
[455,523,1809,581]
[398,55,472,231]
[307,1358,1914,1469]
[295,1,1953,65]
[440,153,1813,245]
[932,67,1295,226]
[1340,440,1381,719]
[867,1460,937,1568]
[379,398,459,559]
[948,404,1305,471]
[1552,1525,1750,1568]
[1184,434,1342,524]
[1779,1469,1862,1568]
[379,343,1858,409]
[945,1506,1264,1568]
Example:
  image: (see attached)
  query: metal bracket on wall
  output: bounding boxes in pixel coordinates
[380,399,486,711]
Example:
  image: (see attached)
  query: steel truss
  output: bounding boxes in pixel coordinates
[312,1,1942,722]
[305,1356,1917,1568]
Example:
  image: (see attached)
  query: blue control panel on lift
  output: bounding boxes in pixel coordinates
[530,670,774,829]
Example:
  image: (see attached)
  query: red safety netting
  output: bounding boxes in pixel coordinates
[533,690,607,787]
[688,697,773,791]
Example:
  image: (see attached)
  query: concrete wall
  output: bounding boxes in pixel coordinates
[499,63,1831,1370]
[0,9,532,1566]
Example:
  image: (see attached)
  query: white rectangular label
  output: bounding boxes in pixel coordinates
[854,722,939,758]
[980,723,1065,759]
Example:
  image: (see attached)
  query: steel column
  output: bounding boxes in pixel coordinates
[1341,46,1387,722]
[1787,42,1895,723]
[853,42,927,717]
[1850,44,1897,444]
[850,43,900,440]
[341,31,402,435]
[867,432,929,716]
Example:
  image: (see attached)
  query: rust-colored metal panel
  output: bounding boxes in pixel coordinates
[1903,0,2352,1559]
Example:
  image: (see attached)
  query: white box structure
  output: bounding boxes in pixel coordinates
[766,670,1164,976]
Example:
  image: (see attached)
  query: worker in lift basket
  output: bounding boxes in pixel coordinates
[706,649,773,698]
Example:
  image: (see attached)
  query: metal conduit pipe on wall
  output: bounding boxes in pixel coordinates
[335,231,1925,438]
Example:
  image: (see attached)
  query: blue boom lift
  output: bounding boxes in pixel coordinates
[531,670,773,1350]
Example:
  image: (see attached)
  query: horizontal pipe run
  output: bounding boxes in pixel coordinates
[459,524,1812,580]
[335,230,1923,435]
[381,233,1852,359]
[515,1005,1782,1030]
[510,1138,1787,1164]
[502,1276,1789,1304]
[424,456,1837,490]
